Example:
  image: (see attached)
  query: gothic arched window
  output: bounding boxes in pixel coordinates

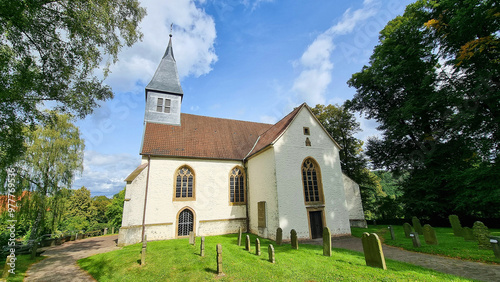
[302,158,324,204]
[174,166,195,200]
[229,167,245,204]
[177,208,194,236]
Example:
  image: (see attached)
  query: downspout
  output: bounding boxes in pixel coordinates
[243,136,260,233]
[141,155,151,242]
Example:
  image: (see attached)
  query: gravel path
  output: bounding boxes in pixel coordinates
[25,235,119,282]
[305,236,500,282]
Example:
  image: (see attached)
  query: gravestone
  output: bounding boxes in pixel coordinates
[255,238,261,256]
[449,215,463,237]
[112,227,115,234]
[276,228,283,246]
[422,224,438,245]
[388,225,395,240]
[216,244,223,276]
[238,227,242,246]
[323,227,332,257]
[463,227,475,241]
[490,236,500,259]
[473,221,491,249]
[412,216,423,235]
[104,228,108,235]
[268,244,275,263]
[200,236,205,257]
[245,235,251,251]
[403,223,413,238]
[189,231,195,245]
[141,246,146,265]
[410,232,421,247]
[361,233,387,270]
[291,229,298,250]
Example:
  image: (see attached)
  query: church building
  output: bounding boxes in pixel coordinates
[118,35,366,246]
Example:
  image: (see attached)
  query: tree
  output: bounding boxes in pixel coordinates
[105,188,125,228]
[62,186,96,231]
[93,195,112,224]
[13,111,84,239]
[0,0,146,168]
[348,0,500,219]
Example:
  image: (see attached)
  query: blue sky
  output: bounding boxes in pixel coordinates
[72,0,414,197]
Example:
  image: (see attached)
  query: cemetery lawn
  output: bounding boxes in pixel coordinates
[352,225,500,264]
[78,234,469,281]
[4,254,45,282]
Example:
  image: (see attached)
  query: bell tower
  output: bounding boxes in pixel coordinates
[144,33,183,126]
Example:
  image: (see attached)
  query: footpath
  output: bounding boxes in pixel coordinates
[24,235,119,281]
[306,236,500,282]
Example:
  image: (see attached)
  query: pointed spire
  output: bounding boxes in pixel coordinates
[145,30,183,97]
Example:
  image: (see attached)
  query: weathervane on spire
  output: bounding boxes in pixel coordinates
[170,23,173,37]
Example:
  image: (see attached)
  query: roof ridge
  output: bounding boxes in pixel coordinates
[256,103,305,138]
[181,113,273,126]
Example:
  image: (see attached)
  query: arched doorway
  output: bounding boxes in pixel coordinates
[177,208,194,237]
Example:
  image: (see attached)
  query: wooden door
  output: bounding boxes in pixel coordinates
[309,211,323,239]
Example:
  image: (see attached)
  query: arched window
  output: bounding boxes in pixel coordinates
[302,158,324,204]
[174,166,195,200]
[177,208,194,236]
[229,167,245,204]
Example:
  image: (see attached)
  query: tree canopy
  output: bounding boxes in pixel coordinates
[348,0,500,219]
[0,0,146,168]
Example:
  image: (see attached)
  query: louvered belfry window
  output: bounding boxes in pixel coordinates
[177,209,193,236]
[175,166,194,199]
[302,158,323,203]
[229,167,245,204]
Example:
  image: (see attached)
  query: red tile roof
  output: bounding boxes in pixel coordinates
[141,114,275,160]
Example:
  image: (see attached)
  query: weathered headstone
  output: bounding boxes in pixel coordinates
[410,232,421,247]
[245,235,251,251]
[361,233,387,270]
[216,244,223,276]
[291,229,298,250]
[449,215,463,237]
[141,246,146,265]
[112,227,115,234]
[463,227,475,241]
[276,227,283,246]
[104,228,108,235]
[490,236,500,259]
[422,224,438,245]
[268,244,275,263]
[255,238,261,256]
[403,223,413,238]
[373,219,377,227]
[323,227,331,256]
[473,221,491,249]
[388,225,395,240]
[189,231,196,245]
[200,236,205,257]
[412,216,423,235]
[237,227,242,246]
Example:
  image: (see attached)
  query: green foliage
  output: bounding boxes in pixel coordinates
[348,0,500,219]
[2,254,46,282]
[61,186,96,232]
[105,188,125,227]
[0,0,146,168]
[92,195,112,224]
[78,234,468,281]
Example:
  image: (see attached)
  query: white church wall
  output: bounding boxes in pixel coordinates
[119,157,247,245]
[342,173,368,228]
[247,148,279,240]
[273,107,351,239]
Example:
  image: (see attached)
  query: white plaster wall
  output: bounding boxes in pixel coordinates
[198,219,246,236]
[247,148,279,240]
[342,174,365,220]
[273,107,351,239]
[119,156,247,245]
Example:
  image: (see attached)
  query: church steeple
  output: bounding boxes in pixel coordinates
[144,33,183,126]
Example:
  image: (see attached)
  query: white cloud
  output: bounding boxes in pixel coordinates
[72,151,141,197]
[291,1,379,105]
[104,0,218,93]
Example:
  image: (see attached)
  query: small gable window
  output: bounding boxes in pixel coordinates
[303,127,310,135]
[156,98,171,113]
[174,166,195,200]
[229,167,245,204]
[302,158,324,204]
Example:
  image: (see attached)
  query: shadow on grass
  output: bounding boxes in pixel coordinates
[204,267,217,274]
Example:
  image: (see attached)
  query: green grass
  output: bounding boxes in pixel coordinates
[2,254,46,282]
[79,233,469,281]
[352,225,500,264]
